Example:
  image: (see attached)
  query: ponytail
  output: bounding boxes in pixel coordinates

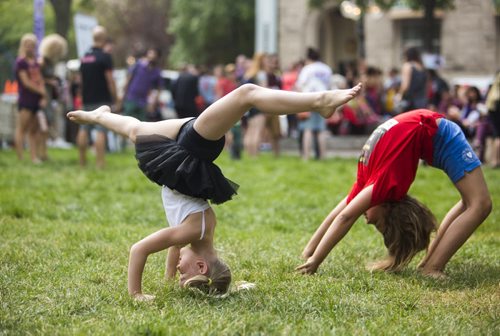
[184,257,231,295]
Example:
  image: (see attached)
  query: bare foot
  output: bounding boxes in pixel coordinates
[420,268,448,280]
[317,83,363,118]
[133,293,156,302]
[67,105,111,125]
[417,259,427,270]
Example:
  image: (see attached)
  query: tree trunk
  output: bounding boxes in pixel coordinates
[49,0,72,39]
[423,0,436,53]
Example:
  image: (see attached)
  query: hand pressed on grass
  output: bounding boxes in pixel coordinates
[295,256,320,275]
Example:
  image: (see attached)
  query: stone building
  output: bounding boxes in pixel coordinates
[278,0,499,84]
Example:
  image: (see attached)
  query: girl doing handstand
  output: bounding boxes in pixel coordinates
[68,82,362,300]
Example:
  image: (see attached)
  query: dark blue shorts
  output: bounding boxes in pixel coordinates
[433,119,481,183]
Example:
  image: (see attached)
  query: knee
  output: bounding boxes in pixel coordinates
[471,194,492,223]
[130,241,148,257]
[238,83,258,102]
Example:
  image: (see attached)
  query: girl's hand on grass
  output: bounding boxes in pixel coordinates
[295,257,319,275]
[133,293,155,302]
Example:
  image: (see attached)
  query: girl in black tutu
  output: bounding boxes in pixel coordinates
[67,82,362,300]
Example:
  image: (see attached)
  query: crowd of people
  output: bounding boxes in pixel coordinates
[9,26,500,167]
[8,26,495,299]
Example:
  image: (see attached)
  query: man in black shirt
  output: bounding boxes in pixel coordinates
[77,25,117,168]
[171,64,199,118]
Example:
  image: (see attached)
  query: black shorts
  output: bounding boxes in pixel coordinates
[135,118,238,204]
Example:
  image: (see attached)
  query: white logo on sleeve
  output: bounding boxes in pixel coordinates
[462,149,475,163]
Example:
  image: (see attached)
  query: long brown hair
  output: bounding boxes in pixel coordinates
[370,195,436,272]
[183,257,231,295]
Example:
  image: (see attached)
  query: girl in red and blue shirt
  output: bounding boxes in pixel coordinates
[297,109,491,278]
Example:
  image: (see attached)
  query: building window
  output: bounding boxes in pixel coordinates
[400,19,441,53]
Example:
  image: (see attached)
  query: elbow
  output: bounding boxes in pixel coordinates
[337,213,355,228]
[129,241,147,258]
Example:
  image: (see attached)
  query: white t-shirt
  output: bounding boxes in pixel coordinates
[296,61,333,93]
[161,186,211,239]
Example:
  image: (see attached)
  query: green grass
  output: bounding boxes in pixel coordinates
[1,148,499,335]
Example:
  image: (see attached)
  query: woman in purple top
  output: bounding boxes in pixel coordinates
[14,33,46,163]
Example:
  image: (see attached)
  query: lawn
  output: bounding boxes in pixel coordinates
[0,148,499,335]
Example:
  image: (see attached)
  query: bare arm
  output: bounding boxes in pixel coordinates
[296,186,373,274]
[165,246,180,279]
[105,69,118,105]
[301,197,348,259]
[398,63,412,97]
[128,222,200,297]
[18,70,45,96]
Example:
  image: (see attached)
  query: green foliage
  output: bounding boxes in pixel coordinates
[168,0,255,67]
[0,0,55,53]
[1,148,499,334]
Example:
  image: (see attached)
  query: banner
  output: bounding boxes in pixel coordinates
[74,13,98,58]
[33,0,45,44]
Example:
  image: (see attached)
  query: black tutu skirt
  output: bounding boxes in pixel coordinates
[135,119,239,204]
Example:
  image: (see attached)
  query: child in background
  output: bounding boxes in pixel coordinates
[297,109,491,279]
[68,82,362,300]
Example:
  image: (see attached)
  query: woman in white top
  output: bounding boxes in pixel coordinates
[67,81,362,301]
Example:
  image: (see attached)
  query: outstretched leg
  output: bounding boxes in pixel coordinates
[420,167,491,278]
[418,200,465,270]
[67,106,192,143]
[195,83,362,140]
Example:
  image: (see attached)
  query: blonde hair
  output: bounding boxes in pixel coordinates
[39,34,68,63]
[18,33,38,58]
[244,52,266,80]
[369,195,436,272]
[183,257,231,295]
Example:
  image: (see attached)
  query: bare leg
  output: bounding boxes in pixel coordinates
[76,128,88,167]
[195,83,362,140]
[418,200,465,269]
[27,116,39,163]
[67,105,192,143]
[68,83,361,145]
[317,130,327,160]
[420,167,492,277]
[244,114,266,157]
[95,131,106,168]
[302,129,313,160]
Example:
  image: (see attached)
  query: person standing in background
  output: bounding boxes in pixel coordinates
[198,65,217,112]
[14,33,46,163]
[118,48,163,122]
[396,47,427,112]
[485,72,500,168]
[171,64,200,118]
[242,52,268,157]
[38,34,68,161]
[77,25,117,168]
[295,47,332,160]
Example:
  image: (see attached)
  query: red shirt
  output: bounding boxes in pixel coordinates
[217,77,237,97]
[347,110,442,206]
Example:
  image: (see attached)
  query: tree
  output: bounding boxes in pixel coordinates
[89,0,172,67]
[48,0,72,39]
[168,0,255,66]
